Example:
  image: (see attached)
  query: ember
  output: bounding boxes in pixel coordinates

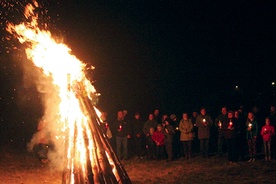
[6,1,131,183]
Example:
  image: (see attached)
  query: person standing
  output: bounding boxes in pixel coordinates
[225,111,237,163]
[143,113,158,158]
[246,112,258,162]
[191,111,199,154]
[114,111,131,160]
[164,118,175,162]
[153,109,161,124]
[261,117,275,161]
[215,106,228,157]
[196,107,213,158]
[152,124,165,160]
[132,112,144,159]
[146,127,156,160]
[269,105,276,158]
[234,110,246,161]
[143,113,158,138]
[179,113,194,159]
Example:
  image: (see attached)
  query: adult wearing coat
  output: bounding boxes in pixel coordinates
[179,113,194,159]
[196,107,213,158]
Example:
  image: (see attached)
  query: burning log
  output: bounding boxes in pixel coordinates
[5,2,132,183]
[62,92,132,184]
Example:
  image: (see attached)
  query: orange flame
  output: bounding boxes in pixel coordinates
[6,2,122,183]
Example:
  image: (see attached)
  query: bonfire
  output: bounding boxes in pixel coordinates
[5,1,131,183]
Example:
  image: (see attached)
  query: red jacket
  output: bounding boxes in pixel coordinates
[152,130,165,146]
[261,125,275,142]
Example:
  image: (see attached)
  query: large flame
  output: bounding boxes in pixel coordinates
[6,2,123,184]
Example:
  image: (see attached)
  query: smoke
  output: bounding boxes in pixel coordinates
[26,68,66,171]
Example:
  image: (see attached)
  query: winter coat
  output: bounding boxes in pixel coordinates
[261,125,275,142]
[164,124,175,143]
[245,119,258,140]
[113,119,130,137]
[143,120,158,135]
[196,114,213,139]
[152,130,165,146]
[179,118,193,141]
[132,118,144,137]
[224,118,236,139]
[215,114,228,135]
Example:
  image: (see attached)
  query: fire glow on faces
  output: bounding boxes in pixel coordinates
[5,1,127,183]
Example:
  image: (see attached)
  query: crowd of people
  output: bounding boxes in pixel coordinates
[100,105,276,163]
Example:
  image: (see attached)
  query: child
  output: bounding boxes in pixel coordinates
[152,124,165,160]
[261,117,275,161]
[146,127,156,160]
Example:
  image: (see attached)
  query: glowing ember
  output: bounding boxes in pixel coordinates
[5,1,131,183]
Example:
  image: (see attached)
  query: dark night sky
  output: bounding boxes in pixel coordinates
[1,0,276,146]
[54,0,276,115]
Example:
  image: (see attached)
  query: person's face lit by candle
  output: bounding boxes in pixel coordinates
[149,114,154,121]
[221,107,227,115]
[265,118,271,126]
[248,112,254,121]
[117,111,124,120]
[200,108,206,116]
[228,111,233,119]
[182,113,188,121]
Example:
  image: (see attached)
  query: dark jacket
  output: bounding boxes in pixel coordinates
[235,117,246,139]
[152,130,165,146]
[143,120,158,135]
[215,114,228,134]
[224,118,237,139]
[164,124,175,143]
[246,119,258,140]
[113,119,130,137]
[196,114,213,139]
[132,118,144,137]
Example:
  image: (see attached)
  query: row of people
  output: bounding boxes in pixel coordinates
[101,106,275,163]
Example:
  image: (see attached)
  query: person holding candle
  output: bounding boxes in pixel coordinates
[246,112,259,162]
[113,111,131,160]
[196,107,213,158]
[260,117,275,161]
[225,111,237,163]
[215,106,229,157]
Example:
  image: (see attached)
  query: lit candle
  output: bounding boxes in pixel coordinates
[219,121,222,129]
[119,125,122,131]
[203,118,207,127]
[229,121,233,126]
[248,123,252,128]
